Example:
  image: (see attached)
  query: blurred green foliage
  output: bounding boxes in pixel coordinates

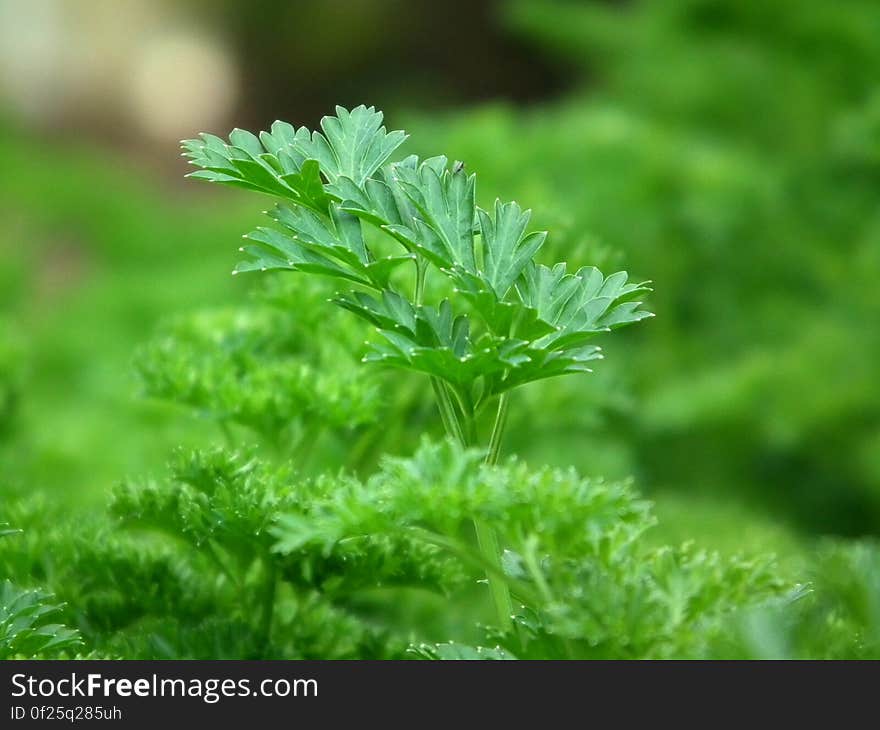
[0,130,258,505]
[1,0,878,658]
[135,283,383,457]
[402,0,880,535]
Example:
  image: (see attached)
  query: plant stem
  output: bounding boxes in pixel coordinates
[475,394,515,631]
[485,392,510,467]
[431,377,466,446]
[473,518,514,631]
[407,526,540,607]
[423,313,514,631]
[521,535,553,604]
[434,390,514,633]
[451,387,478,445]
[414,258,427,305]
[258,558,278,655]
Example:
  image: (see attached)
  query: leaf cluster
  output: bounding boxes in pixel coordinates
[711,540,880,659]
[0,524,81,659]
[183,106,652,410]
[135,286,381,450]
[273,439,784,658]
[109,447,459,657]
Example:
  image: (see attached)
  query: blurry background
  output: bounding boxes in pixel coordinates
[1,0,878,563]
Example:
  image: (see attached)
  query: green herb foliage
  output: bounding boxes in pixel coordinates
[182,105,653,418]
[0,525,81,659]
[0,89,878,660]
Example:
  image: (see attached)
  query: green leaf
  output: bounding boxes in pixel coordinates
[410,641,517,660]
[228,128,264,157]
[183,107,406,207]
[187,107,653,398]
[331,174,408,229]
[273,203,370,267]
[334,292,523,389]
[493,343,605,394]
[236,228,366,284]
[258,120,308,163]
[183,131,307,203]
[519,263,653,348]
[385,156,477,271]
[237,204,413,289]
[479,200,547,298]
[294,105,408,186]
[0,581,81,659]
[279,159,332,212]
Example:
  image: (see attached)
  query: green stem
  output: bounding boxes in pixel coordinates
[521,535,553,604]
[407,527,540,607]
[473,518,514,631]
[429,379,515,632]
[451,387,478,445]
[258,558,278,656]
[475,395,515,631]
[485,392,510,467]
[522,534,573,658]
[431,377,466,447]
[440,390,514,633]
[414,258,427,305]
